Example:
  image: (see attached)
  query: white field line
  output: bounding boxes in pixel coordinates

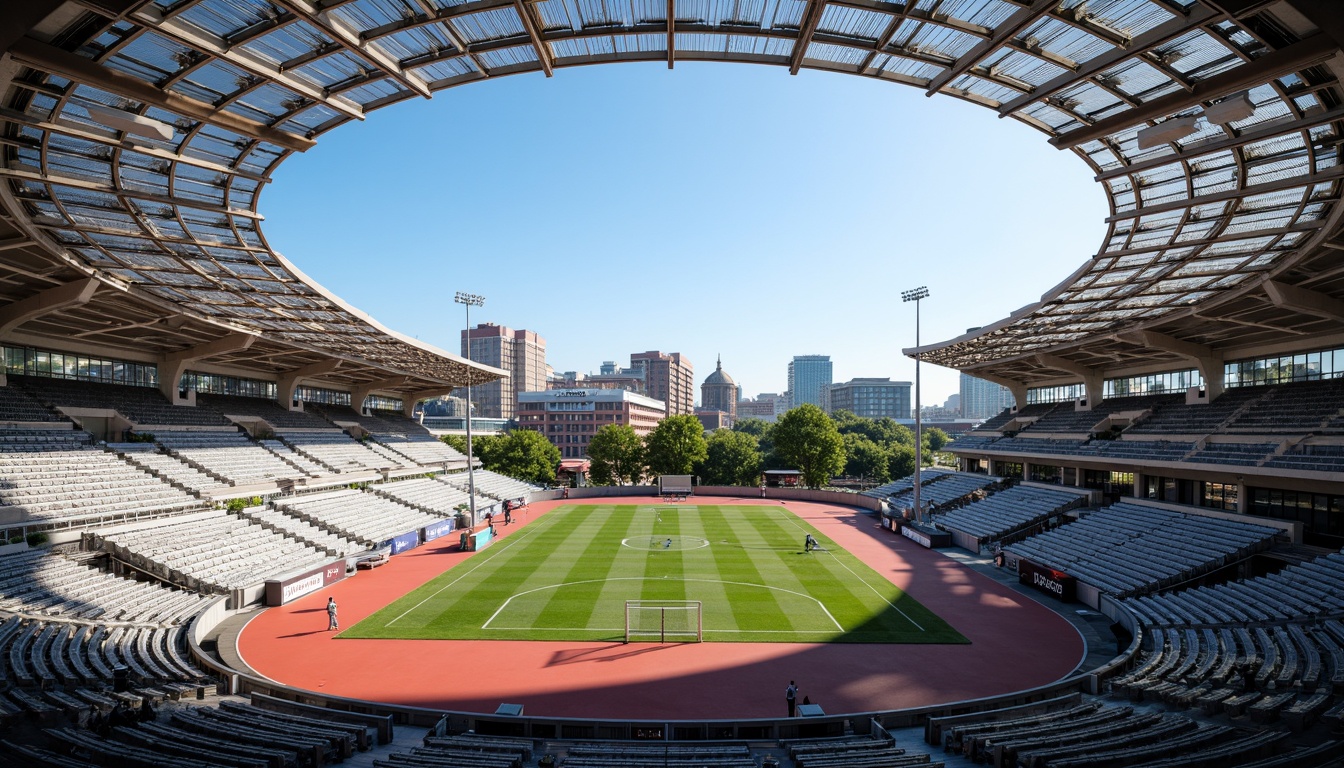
[771,508,926,633]
[481,576,843,632]
[384,517,548,627]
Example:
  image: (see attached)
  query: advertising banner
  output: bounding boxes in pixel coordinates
[389,529,420,555]
[422,518,455,542]
[264,558,347,606]
[1018,558,1077,602]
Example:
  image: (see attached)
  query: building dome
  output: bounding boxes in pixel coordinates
[703,356,735,387]
[700,356,737,422]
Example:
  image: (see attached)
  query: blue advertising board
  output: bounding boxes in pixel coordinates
[422,518,455,542]
[389,529,420,555]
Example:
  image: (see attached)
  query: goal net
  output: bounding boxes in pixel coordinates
[624,600,702,643]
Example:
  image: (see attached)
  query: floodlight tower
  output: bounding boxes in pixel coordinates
[901,286,929,525]
[455,291,485,526]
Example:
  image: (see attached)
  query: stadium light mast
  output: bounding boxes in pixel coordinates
[455,291,485,527]
[902,286,929,525]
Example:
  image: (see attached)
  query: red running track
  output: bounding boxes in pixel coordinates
[236,498,1084,719]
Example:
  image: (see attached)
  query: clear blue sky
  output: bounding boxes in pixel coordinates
[260,62,1108,408]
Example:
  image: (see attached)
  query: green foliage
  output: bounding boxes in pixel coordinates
[831,413,912,447]
[587,424,646,486]
[25,532,48,547]
[696,430,763,486]
[773,404,846,488]
[439,434,468,454]
[127,432,156,443]
[225,496,263,512]
[643,414,708,477]
[887,444,916,479]
[7,536,23,545]
[732,418,771,438]
[468,434,502,465]
[473,429,560,485]
[842,433,891,485]
[924,427,950,452]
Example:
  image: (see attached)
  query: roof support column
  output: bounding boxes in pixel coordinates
[351,378,409,414]
[1119,331,1225,401]
[158,333,256,406]
[1034,354,1104,409]
[277,360,341,411]
[972,372,1029,412]
[404,389,455,419]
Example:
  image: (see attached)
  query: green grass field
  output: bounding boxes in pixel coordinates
[343,504,967,644]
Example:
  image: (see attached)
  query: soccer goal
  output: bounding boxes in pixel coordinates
[624,600,703,643]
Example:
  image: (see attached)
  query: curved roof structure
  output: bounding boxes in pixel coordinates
[0,1,1341,396]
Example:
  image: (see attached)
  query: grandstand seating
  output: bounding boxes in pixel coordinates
[195,393,334,430]
[371,477,477,516]
[1264,443,1344,473]
[153,430,309,487]
[0,385,64,424]
[1188,442,1278,466]
[973,403,1057,432]
[931,697,1302,767]
[372,432,467,465]
[112,443,231,495]
[0,438,201,522]
[861,470,952,500]
[273,489,446,546]
[887,473,998,512]
[438,469,538,501]
[1021,395,1184,435]
[277,430,405,473]
[233,505,364,558]
[1005,503,1281,597]
[100,511,333,591]
[933,485,1085,547]
[13,376,229,428]
[0,549,207,624]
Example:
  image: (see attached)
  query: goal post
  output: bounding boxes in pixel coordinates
[624,600,702,643]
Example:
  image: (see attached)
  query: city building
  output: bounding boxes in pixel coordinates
[700,356,737,422]
[457,323,546,420]
[518,388,667,459]
[787,355,833,408]
[630,351,694,416]
[960,371,1015,420]
[695,409,732,431]
[737,393,785,422]
[822,378,911,419]
[549,363,645,393]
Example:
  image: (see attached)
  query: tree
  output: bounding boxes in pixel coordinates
[587,424,646,486]
[472,430,558,485]
[924,427,950,452]
[644,414,709,477]
[733,418,771,438]
[772,404,846,488]
[888,443,916,480]
[438,434,468,454]
[842,433,890,485]
[697,430,763,486]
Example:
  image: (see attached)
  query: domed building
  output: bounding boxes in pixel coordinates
[700,356,737,422]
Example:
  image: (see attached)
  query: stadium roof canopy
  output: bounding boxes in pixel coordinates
[0,1,1342,398]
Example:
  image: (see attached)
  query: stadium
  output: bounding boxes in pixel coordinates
[1,0,1344,766]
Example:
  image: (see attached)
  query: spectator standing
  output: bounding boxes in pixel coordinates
[327,597,339,631]
[786,680,798,717]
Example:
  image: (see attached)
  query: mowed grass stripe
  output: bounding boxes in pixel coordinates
[528,506,639,632]
[346,505,968,644]
[700,507,803,634]
[762,507,943,640]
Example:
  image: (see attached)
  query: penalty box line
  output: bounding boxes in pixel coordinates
[771,508,927,633]
[384,516,550,627]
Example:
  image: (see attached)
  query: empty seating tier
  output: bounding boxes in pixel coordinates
[0,385,64,423]
[438,469,538,500]
[13,376,229,427]
[0,549,207,624]
[278,430,405,473]
[154,430,308,487]
[0,444,200,522]
[933,485,1085,546]
[1005,503,1281,598]
[888,472,998,512]
[273,490,446,546]
[100,510,332,591]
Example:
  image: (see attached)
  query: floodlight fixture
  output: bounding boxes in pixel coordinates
[903,286,930,525]
[455,290,485,525]
[901,286,929,303]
